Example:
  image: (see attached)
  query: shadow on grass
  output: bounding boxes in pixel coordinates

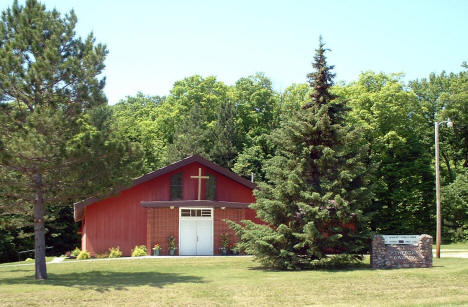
[0,271,204,292]
[0,268,35,273]
[248,262,372,272]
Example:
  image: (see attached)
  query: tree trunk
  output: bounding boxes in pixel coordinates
[33,172,48,280]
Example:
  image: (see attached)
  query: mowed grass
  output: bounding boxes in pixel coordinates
[0,257,55,266]
[0,257,467,306]
[436,241,468,250]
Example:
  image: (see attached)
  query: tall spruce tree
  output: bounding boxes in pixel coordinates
[229,37,370,270]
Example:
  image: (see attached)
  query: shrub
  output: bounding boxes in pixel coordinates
[96,252,109,258]
[71,247,81,257]
[77,250,90,260]
[109,246,122,258]
[24,257,34,262]
[307,254,365,269]
[131,245,147,257]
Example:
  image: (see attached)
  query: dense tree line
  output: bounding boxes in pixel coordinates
[109,69,468,243]
[1,1,467,270]
[2,65,467,264]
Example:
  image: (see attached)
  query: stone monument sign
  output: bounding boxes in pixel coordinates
[371,234,432,269]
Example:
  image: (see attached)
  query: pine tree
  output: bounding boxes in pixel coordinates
[0,0,142,279]
[168,97,241,169]
[209,99,241,169]
[166,102,212,162]
[229,37,371,270]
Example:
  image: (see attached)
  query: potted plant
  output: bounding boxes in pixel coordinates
[230,244,238,256]
[220,233,230,256]
[152,243,162,256]
[168,235,177,256]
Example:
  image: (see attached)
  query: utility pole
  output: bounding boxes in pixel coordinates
[434,121,441,259]
[434,119,452,259]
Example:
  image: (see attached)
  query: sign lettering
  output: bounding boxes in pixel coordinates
[382,235,419,245]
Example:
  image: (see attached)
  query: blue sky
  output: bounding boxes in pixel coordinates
[2,0,467,104]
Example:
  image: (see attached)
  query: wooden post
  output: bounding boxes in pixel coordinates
[435,122,441,259]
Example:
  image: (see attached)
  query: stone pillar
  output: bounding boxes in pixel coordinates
[418,234,433,268]
[371,235,385,268]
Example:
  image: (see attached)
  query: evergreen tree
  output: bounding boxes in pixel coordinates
[229,37,371,270]
[209,99,241,169]
[166,102,212,162]
[0,0,141,279]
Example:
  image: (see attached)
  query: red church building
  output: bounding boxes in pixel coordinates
[74,155,259,256]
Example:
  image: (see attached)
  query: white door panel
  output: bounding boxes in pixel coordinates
[179,219,213,255]
[179,220,197,255]
[196,220,213,255]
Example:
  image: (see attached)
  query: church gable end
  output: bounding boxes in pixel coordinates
[75,155,258,256]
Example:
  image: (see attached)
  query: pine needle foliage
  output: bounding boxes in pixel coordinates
[229,37,371,270]
[0,0,142,279]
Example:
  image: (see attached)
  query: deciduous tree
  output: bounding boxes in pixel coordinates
[336,72,434,235]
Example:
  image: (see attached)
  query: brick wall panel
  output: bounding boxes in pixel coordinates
[147,208,179,255]
[213,208,245,254]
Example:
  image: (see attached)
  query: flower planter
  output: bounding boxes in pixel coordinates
[220,247,228,256]
[153,249,160,256]
[169,249,176,256]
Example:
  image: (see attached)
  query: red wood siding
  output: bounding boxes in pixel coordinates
[82,161,257,256]
[245,208,263,224]
[83,173,171,256]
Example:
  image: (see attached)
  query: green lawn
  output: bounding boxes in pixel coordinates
[0,257,467,306]
[0,257,55,266]
[436,241,468,250]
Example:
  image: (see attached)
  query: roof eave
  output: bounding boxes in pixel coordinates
[73,154,257,222]
[140,200,252,209]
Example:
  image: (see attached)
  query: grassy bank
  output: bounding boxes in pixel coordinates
[0,256,467,306]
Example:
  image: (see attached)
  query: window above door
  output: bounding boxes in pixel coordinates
[180,208,212,217]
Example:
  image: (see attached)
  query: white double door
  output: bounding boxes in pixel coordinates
[179,218,213,255]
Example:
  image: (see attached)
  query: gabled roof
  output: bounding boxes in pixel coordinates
[74,155,256,221]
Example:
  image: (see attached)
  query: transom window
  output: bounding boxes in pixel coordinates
[180,208,212,217]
